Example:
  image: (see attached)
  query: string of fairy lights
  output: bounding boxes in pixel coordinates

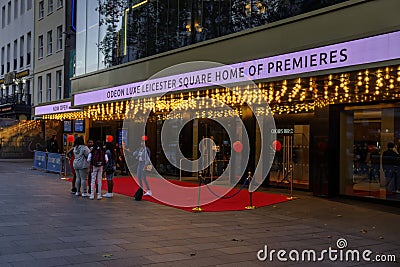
[0,120,43,145]
[42,65,400,121]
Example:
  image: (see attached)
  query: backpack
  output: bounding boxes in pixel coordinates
[91,149,105,167]
[105,151,116,174]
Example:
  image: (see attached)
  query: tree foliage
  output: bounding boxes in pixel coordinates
[97,0,127,67]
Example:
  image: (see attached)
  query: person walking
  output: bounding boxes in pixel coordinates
[103,142,116,198]
[87,141,107,200]
[133,139,152,196]
[66,139,78,194]
[73,137,90,197]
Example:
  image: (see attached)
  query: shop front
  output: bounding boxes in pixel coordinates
[72,61,400,201]
[69,0,400,202]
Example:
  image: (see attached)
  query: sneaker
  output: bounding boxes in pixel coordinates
[97,194,102,200]
[102,193,113,198]
[89,194,95,200]
[71,188,77,194]
[75,192,80,196]
[144,190,152,196]
[82,193,89,197]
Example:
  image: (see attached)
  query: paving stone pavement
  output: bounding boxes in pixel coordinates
[0,160,399,266]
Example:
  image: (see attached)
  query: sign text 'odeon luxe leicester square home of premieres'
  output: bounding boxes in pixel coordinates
[73,31,400,106]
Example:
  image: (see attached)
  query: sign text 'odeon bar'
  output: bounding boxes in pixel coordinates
[74,31,400,106]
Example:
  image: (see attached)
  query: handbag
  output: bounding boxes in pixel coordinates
[144,164,152,172]
[105,164,116,174]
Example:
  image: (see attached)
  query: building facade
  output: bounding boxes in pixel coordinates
[32,0,77,152]
[38,0,400,203]
[0,0,34,120]
[33,0,69,106]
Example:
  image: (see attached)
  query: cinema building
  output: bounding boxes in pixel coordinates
[35,0,400,203]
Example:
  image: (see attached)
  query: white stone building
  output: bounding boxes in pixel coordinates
[0,0,34,120]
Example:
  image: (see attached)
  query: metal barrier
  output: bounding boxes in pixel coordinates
[46,153,63,174]
[33,151,73,176]
[33,151,47,170]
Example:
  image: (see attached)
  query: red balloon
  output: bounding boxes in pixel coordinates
[106,135,114,143]
[141,135,148,141]
[233,141,243,153]
[272,140,282,152]
[67,134,74,143]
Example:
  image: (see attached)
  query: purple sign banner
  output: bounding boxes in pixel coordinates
[74,31,400,106]
[35,101,81,116]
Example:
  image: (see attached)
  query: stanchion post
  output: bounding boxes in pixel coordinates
[245,171,256,210]
[286,162,297,200]
[192,171,203,212]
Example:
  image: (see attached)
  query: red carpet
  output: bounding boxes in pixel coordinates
[65,176,290,212]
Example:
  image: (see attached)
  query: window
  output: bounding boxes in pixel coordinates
[2,6,5,28]
[38,76,42,103]
[19,36,24,68]
[13,39,17,70]
[6,44,10,72]
[20,0,24,15]
[1,47,4,75]
[48,0,53,14]
[47,30,52,55]
[57,0,63,8]
[56,70,62,99]
[26,79,30,95]
[27,0,32,10]
[46,73,51,101]
[24,79,30,104]
[38,1,44,19]
[26,32,31,65]
[14,0,18,19]
[56,25,62,51]
[7,1,11,24]
[38,35,43,59]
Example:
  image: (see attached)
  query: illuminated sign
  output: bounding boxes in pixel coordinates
[15,69,29,78]
[0,105,13,113]
[74,31,400,106]
[34,101,81,116]
[0,70,30,85]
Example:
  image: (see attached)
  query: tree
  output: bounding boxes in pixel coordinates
[97,0,127,67]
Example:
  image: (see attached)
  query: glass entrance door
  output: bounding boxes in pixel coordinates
[269,125,310,189]
[197,118,231,181]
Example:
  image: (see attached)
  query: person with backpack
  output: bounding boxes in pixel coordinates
[87,141,108,200]
[73,137,90,197]
[103,142,116,198]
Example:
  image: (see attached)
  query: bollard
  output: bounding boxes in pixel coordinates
[192,171,203,212]
[245,171,256,210]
